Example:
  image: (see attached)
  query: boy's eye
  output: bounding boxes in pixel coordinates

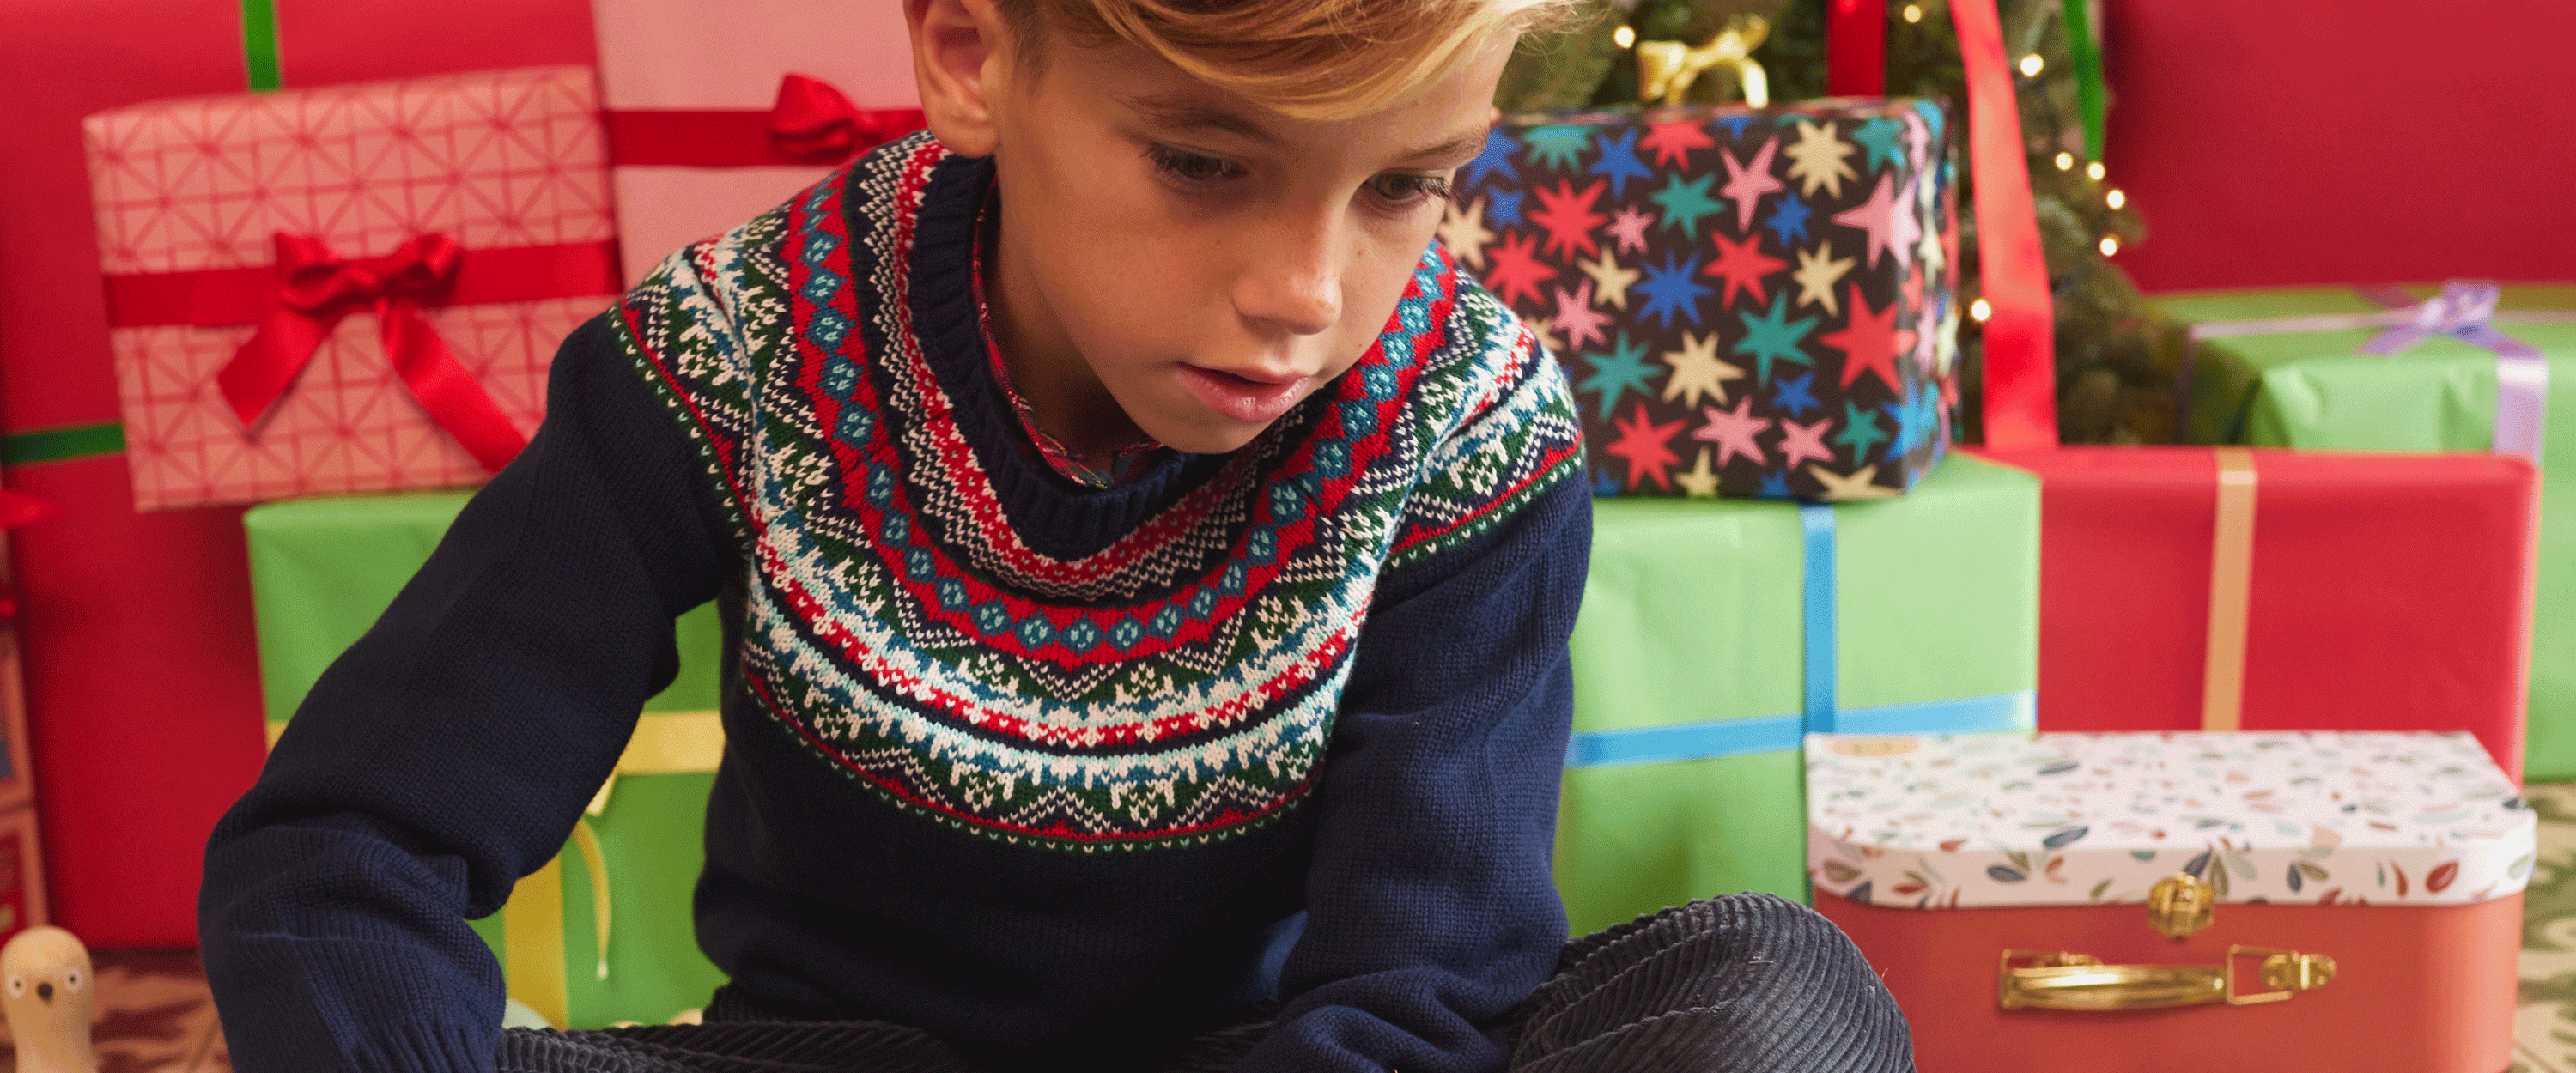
[1368,173,1455,209]
[1146,144,1236,185]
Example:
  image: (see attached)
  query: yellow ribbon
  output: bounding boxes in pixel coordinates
[501,711,727,1029]
[1634,15,1772,108]
[501,852,571,1030]
[2201,449,2258,731]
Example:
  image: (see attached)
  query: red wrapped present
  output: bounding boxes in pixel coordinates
[82,65,623,512]
[1807,730,2529,1073]
[1927,0,2539,773]
[1977,445,2537,775]
[593,0,924,283]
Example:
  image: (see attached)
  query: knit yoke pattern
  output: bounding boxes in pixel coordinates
[197,130,1593,1073]
[613,133,1583,851]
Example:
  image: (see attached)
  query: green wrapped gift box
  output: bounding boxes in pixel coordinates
[245,492,727,1030]
[2153,282,2576,778]
[1558,453,2038,934]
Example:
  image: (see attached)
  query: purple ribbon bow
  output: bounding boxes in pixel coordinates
[2355,281,2550,467]
[2356,281,2544,359]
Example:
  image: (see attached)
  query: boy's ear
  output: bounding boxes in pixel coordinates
[905,0,1006,158]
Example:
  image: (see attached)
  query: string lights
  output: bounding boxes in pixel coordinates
[2079,157,2131,258]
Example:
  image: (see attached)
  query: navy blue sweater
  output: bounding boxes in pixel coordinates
[200,134,1593,1073]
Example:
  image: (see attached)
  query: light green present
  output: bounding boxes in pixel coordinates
[244,492,727,1030]
[2152,282,2576,778]
[1558,453,2039,934]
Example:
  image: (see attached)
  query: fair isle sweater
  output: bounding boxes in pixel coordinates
[199,133,1592,1073]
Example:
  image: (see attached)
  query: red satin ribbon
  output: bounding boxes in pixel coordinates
[216,233,529,474]
[1947,0,2058,447]
[604,74,926,168]
[767,74,925,162]
[1824,0,2057,446]
[104,241,623,330]
[1826,0,1887,96]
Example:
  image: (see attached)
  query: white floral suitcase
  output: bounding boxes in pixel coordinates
[1805,730,2530,1073]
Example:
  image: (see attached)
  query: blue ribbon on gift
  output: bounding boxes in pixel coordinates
[1565,503,2032,768]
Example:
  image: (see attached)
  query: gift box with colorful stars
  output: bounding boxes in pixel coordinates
[1442,100,1958,500]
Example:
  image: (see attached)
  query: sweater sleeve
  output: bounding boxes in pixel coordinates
[197,313,738,1073]
[1233,343,1592,1073]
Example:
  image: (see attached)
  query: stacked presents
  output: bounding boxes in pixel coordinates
[1448,0,2554,1070]
[15,0,2561,1064]
[65,0,923,1032]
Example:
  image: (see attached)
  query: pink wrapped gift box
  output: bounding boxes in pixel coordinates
[594,0,924,282]
[82,65,622,512]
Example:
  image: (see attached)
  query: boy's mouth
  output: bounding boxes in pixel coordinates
[1176,363,1311,424]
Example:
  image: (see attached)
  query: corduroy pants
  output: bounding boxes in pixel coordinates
[495,894,1913,1073]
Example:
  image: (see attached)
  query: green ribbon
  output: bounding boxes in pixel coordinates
[241,0,282,91]
[2060,0,2107,161]
[2,423,125,467]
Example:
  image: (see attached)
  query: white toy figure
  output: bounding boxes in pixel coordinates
[2,926,94,1073]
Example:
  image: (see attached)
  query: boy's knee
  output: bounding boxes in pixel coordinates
[1515,894,1914,1072]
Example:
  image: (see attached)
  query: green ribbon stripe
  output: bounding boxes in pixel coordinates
[241,0,282,91]
[2060,0,2107,161]
[2,423,126,466]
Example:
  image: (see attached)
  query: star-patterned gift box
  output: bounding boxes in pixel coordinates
[1441,99,1958,500]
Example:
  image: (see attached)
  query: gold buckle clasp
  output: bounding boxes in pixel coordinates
[1999,946,2336,1012]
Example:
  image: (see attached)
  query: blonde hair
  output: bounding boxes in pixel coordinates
[994,0,1600,122]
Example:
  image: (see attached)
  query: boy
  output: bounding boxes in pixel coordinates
[198,0,1914,1070]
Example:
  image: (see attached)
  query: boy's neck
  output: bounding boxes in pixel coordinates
[977,192,1152,470]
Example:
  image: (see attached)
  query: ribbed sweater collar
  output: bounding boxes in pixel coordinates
[884,152,1228,563]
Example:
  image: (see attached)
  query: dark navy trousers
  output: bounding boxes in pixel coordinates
[497,894,1915,1073]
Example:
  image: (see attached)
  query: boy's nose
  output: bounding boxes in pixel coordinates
[1236,214,1344,337]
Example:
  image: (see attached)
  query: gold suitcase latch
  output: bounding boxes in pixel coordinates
[1998,947,2336,1011]
[2146,872,2215,940]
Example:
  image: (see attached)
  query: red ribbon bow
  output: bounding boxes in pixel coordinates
[766,74,927,163]
[216,233,529,474]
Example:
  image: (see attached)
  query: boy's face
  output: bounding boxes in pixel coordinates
[912,1,1513,456]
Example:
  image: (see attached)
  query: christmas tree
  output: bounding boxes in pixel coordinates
[1493,0,2180,444]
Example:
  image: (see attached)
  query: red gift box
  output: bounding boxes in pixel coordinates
[1977,446,2538,775]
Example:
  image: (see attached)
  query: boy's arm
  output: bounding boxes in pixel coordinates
[1236,344,1592,1073]
[198,312,736,1073]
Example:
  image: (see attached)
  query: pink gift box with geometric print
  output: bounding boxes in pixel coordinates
[593,0,921,283]
[82,65,623,512]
